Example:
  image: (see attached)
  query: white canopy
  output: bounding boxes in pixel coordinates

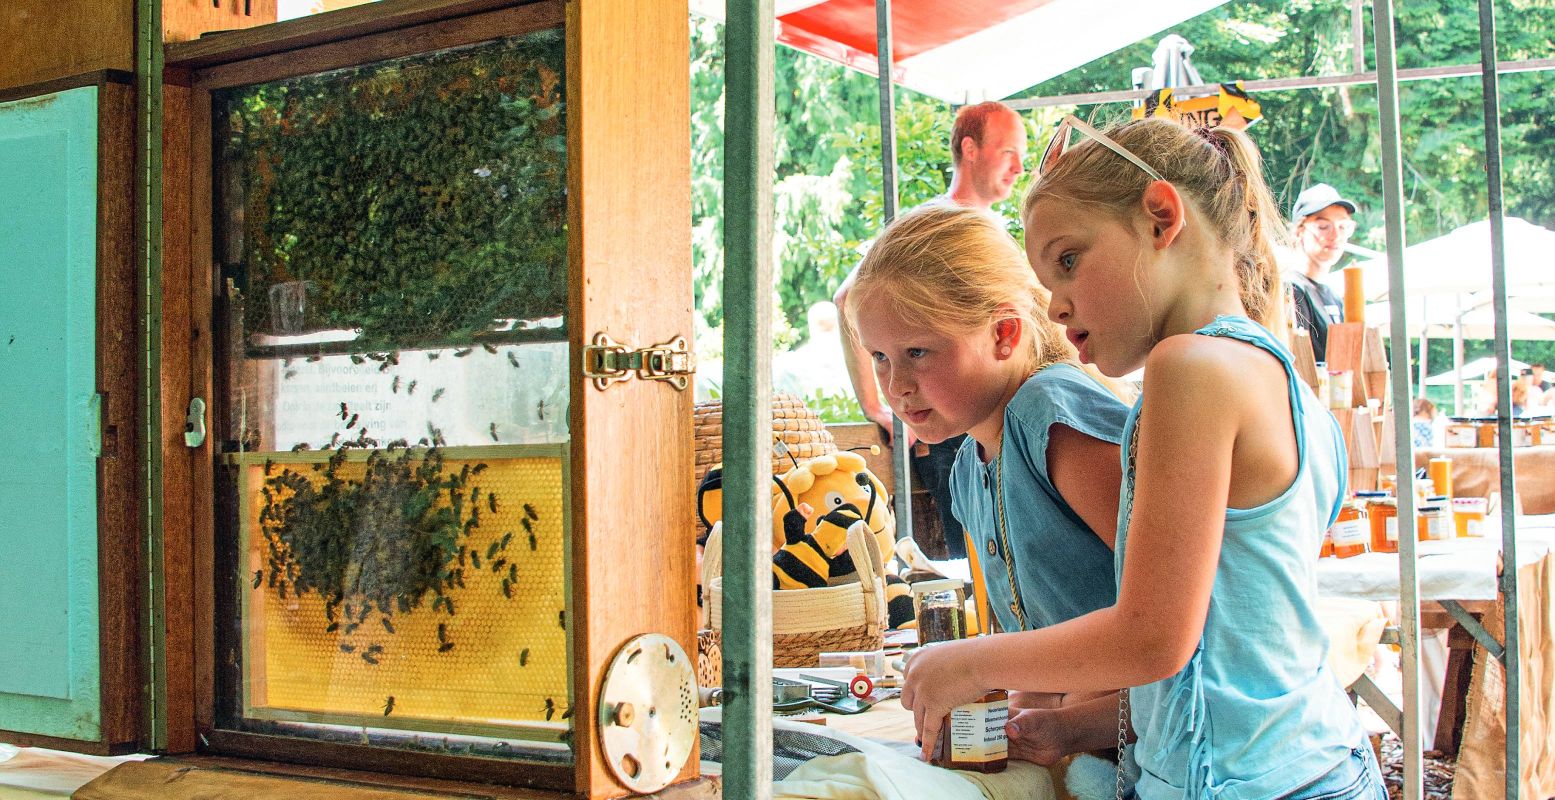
[1424,356,1529,386]
[1325,217,1555,301]
[689,0,1233,104]
[1364,299,1555,341]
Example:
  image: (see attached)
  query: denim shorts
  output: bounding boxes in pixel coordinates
[1287,744,1388,800]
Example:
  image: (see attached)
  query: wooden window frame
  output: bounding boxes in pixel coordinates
[159,1,695,795]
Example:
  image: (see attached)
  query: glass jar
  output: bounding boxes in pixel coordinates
[1453,497,1488,537]
[1417,504,1452,541]
[935,689,1009,773]
[911,580,967,645]
[1330,500,1368,559]
[1320,527,1334,559]
[1365,494,1398,554]
[1428,457,1453,499]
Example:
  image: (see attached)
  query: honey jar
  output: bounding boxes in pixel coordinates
[1416,504,1452,541]
[934,689,1009,773]
[1328,369,1353,410]
[1427,457,1453,499]
[1453,497,1488,537]
[1361,493,1397,554]
[1320,527,1334,558]
[1329,500,1368,559]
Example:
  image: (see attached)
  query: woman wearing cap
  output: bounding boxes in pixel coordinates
[1286,183,1359,358]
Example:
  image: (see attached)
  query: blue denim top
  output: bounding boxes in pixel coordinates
[949,363,1129,632]
[1118,315,1369,798]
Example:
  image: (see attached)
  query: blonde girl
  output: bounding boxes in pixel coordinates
[845,204,1133,765]
[900,117,1384,799]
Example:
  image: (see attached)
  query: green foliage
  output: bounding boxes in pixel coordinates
[690,3,1555,377]
[803,388,868,424]
[222,31,568,352]
[1013,0,1555,248]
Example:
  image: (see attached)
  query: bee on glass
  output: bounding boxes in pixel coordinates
[382,696,395,716]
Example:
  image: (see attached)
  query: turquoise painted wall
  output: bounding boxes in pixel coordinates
[0,86,103,743]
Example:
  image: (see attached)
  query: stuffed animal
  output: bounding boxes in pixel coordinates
[772,502,861,589]
[770,449,895,566]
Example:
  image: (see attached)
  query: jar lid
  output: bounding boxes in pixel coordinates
[1425,495,1450,502]
[1355,491,1389,498]
[909,578,964,597]
[1419,505,1442,513]
[1452,497,1488,507]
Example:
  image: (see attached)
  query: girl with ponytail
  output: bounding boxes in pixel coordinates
[901,118,1383,799]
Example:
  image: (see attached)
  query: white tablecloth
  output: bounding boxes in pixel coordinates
[1317,516,1555,602]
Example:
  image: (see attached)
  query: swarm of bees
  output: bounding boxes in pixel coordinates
[255,370,555,672]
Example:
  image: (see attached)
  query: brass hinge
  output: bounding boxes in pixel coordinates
[583,333,694,392]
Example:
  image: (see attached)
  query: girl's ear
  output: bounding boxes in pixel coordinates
[993,309,1023,359]
[1141,180,1187,250]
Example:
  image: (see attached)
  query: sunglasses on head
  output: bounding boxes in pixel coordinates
[1038,114,1163,181]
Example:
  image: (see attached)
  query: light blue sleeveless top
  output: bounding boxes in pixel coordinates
[950,363,1129,632]
[1117,315,1369,798]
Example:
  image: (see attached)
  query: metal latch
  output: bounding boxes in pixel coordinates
[184,397,207,448]
[583,333,694,391]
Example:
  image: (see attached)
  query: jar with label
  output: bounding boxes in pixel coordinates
[1320,527,1334,558]
[1329,500,1369,558]
[935,689,1009,773]
[911,580,968,645]
[1314,362,1330,405]
[1329,369,1354,410]
[1427,457,1453,499]
[1416,504,1452,541]
[1364,494,1398,554]
[1453,497,1488,537]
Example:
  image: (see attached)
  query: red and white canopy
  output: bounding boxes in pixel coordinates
[691,0,1232,104]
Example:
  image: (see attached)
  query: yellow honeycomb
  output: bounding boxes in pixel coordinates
[239,450,569,733]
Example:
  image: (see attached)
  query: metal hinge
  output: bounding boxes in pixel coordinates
[583,333,694,392]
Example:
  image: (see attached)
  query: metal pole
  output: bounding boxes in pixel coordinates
[1475,1,1522,795]
[1455,298,1466,414]
[1351,0,1367,74]
[1371,2,1425,798]
[874,0,913,543]
[722,1,775,796]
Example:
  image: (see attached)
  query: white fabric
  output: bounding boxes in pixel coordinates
[701,707,1057,800]
[1317,518,1555,602]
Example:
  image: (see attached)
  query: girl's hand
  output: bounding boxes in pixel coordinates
[899,640,989,762]
[1005,707,1073,766]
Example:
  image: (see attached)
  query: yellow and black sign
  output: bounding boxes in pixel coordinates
[1132,81,1262,130]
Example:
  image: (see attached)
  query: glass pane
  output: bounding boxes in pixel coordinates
[211,29,573,763]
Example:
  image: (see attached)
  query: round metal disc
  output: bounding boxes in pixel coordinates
[597,633,697,793]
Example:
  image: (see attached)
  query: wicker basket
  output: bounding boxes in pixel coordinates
[703,519,887,668]
[692,393,837,491]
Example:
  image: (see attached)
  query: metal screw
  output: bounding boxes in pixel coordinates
[613,701,636,727]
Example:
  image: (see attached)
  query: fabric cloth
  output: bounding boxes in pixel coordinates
[695,706,1058,800]
[949,363,1130,632]
[1116,315,1370,799]
[1286,270,1344,360]
[1452,549,1555,799]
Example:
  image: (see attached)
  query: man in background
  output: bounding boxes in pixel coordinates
[1286,183,1359,359]
[833,101,1027,559]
